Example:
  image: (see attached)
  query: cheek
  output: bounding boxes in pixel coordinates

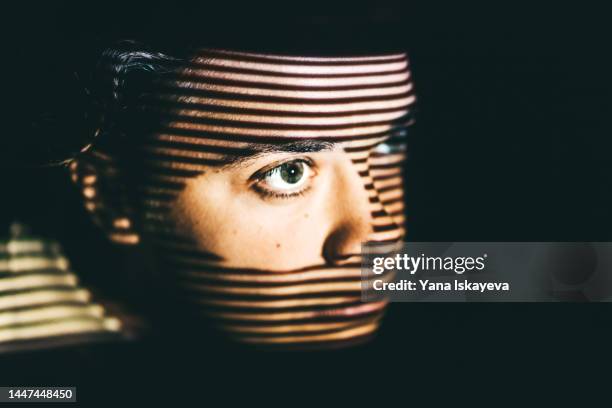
[169,175,330,270]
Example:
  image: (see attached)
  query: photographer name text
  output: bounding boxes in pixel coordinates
[373,279,510,292]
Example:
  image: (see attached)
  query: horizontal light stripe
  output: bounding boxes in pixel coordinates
[0,317,121,344]
[169,109,409,126]
[173,81,412,100]
[237,321,379,344]
[185,280,362,296]
[180,69,410,88]
[199,49,408,63]
[175,267,368,284]
[0,289,90,310]
[0,240,47,255]
[204,301,387,322]
[166,122,395,138]
[160,94,415,114]
[108,233,140,245]
[193,296,362,309]
[141,147,228,161]
[373,176,403,189]
[182,273,393,297]
[221,317,380,334]
[194,57,408,75]
[0,274,77,293]
[0,257,69,273]
[0,304,104,327]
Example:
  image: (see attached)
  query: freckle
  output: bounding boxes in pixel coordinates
[232,229,237,235]
[304,213,309,218]
[276,243,281,248]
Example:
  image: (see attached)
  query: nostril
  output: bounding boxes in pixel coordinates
[322,224,371,266]
[324,252,362,266]
[332,253,356,262]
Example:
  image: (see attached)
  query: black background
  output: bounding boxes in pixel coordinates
[0,1,611,404]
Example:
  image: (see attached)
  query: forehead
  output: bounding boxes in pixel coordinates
[143,49,415,142]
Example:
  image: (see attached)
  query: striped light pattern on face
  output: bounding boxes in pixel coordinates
[73,49,415,348]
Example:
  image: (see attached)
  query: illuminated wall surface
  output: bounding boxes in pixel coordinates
[0,224,124,352]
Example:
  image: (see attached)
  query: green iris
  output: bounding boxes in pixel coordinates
[279,161,304,184]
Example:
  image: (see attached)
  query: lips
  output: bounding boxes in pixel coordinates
[156,248,398,347]
[310,300,388,318]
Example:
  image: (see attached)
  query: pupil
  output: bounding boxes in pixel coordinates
[280,162,303,184]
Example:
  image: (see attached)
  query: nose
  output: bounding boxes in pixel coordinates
[322,157,375,266]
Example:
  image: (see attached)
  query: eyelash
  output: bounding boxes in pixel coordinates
[252,184,313,200]
[250,158,315,200]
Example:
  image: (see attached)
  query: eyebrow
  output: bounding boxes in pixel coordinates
[218,140,336,169]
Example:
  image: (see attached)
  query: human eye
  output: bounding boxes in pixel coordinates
[250,158,316,200]
[372,138,406,155]
[372,127,408,155]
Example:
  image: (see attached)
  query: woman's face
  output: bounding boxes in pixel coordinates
[77,49,414,346]
[172,140,402,271]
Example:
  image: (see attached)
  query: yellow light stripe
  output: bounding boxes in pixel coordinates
[0,317,121,344]
[237,321,379,344]
[108,233,140,245]
[204,301,387,322]
[373,176,403,189]
[199,49,408,63]
[167,122,395,138]
[169,109,409,126]
[152,133,392,146]
[163,94,415,114]
[0,241,46,254]
[0,304,104,327]
[368,228,404,243]
[180,69,410,87]
[0,257,69,273]
[0,289,90,310]
[175,267,366,283]
[221,316,380,334]
[193,57,408,75]
[193,296,361,309]
[181,273,393,297]
[0,274,77,293]
[141,147,228,161]
[185,281,363,296]
[173,81,412,100]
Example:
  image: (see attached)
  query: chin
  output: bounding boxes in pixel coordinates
[157,251,390,349]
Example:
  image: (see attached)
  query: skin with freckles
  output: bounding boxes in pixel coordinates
[172,147,373,271]
[72,49,414,347]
